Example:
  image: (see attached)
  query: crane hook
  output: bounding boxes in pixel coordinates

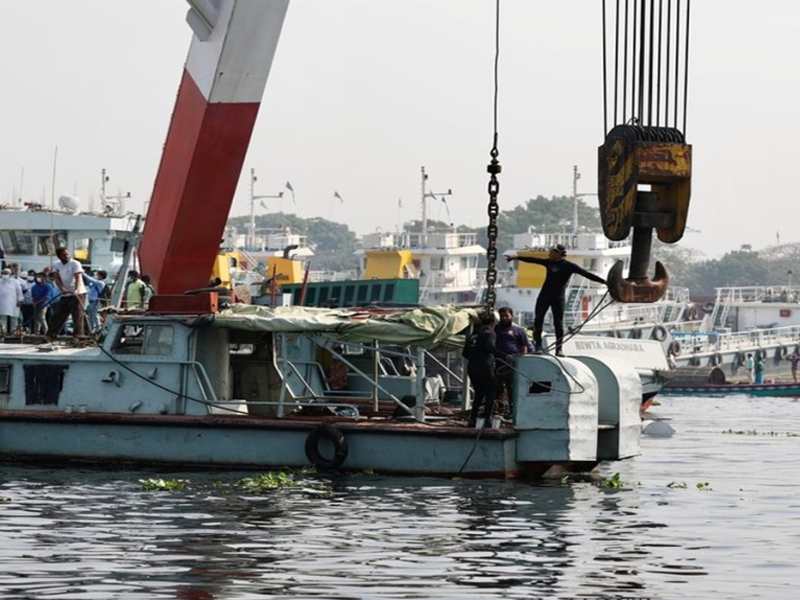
[606,191,670,303]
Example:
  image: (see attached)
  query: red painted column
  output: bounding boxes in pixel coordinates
[139,0,289,294]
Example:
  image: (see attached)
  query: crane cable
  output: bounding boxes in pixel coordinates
[483,0,501,314]
[602,0,691,136]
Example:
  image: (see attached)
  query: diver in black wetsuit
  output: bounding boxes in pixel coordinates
[506,243,607,357]
[462,313,509,428]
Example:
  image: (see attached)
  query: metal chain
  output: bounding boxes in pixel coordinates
[484,0,501,314]
[485,136,501,312]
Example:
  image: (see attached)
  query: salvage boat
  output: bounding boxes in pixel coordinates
[0,1,658,479]
[0,302,644,479]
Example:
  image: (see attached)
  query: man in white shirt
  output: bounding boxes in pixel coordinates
[0,267,24,335]
[45,248,87,340]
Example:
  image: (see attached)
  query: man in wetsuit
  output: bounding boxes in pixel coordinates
[462,313,510,428]
[506,244,607,357]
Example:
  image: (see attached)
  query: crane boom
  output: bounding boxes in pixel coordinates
[139,0,290,295]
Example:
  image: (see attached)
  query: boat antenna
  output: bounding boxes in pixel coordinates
[483,0,502,313]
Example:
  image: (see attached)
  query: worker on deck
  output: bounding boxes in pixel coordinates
[506,244,607,357]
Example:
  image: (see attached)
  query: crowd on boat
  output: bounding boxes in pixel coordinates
[0,252,154,339]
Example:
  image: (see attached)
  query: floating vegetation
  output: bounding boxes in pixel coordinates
[722,429,800,437]
[600,472,623,489]
[667,481,711,490]
[237,471,301,492]
[139,478,189,492]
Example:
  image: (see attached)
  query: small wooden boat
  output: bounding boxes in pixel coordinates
[660,380,800,397]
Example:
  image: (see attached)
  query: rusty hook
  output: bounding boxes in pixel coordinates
[606,191,670,303]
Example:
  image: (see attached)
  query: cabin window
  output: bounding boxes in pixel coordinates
[113,324,174,355]
[0,365,10,393]
[430,257,445,270]
[0,231,35,254]
[73,237,91,264]
[143,326,175,355]
[23,364,68,405]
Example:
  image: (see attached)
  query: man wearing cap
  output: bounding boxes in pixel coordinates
[0,267,24,335]
[507,243,607,356]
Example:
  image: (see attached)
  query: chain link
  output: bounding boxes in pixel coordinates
[485,142,501,312]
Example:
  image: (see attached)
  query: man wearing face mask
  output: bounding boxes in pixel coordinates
[0,267,24,335]
[20,269,36,332]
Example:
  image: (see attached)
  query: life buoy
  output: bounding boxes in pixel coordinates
[702,301,714,314]
[581,296,590,321]
[668,340,682,356]
[305,423,349,469]
[651,325,668,342]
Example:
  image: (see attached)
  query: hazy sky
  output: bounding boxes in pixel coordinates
[2,1,799,259]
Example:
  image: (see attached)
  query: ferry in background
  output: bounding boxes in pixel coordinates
[0,194,140,279]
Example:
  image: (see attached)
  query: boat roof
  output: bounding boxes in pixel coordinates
[212,304,477,347]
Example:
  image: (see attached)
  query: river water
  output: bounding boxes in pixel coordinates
[1,395,799,600]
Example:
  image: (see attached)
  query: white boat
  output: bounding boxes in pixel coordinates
[0,197,140,278]
[665,285,800,380]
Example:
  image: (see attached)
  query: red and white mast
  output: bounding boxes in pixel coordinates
[139,0,289,294]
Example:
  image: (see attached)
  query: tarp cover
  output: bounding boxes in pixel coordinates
[212,304,478,348]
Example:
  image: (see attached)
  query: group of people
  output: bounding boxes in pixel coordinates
[0,248,156,341]
[463,243,607,429]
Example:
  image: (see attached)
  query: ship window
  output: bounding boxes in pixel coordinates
[430,258,445,270]
[143,325,174,355]
[0,365,10,393]
[113,324,173,355]
[73,237,91,264]
[0,231,35,254]
[38,234,56,256]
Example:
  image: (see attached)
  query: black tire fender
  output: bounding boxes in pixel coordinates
[668,340,682,356]
[305,423,348,469]
[651,325,668,342]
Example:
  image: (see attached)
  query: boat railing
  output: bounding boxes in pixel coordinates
[275,355,419,420]
[715,286,800,305]
[674,324,800,355]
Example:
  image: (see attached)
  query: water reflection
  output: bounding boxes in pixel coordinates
[0,469,689,599]
[4,396,800,600]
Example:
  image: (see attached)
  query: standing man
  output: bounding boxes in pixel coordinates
[46,247,87,341]
[745,353,755,383]
[788,350,800,383]
[125,270,147,309]
[462,313,509,429]
[506,244,607,357]
[83,270,108,333]
[30,273,53,335]
[494,306,534,416]
[0,267,24,335]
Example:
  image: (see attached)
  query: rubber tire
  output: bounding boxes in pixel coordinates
[305,423,348,470]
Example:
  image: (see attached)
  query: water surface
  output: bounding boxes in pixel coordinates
[1,395,799,599]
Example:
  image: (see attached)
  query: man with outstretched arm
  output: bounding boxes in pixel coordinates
[506,244,607,357]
